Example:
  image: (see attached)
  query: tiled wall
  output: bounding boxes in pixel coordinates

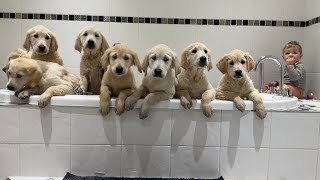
[0,104,320,180]
[0,0,319,96]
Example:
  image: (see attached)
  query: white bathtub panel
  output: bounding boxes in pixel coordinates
[317,150,320,180]
[20,144,70,177]
[71,145,121,177]
[170,146,219,178]
[219,147,269,180]
[121,145,170,177]
[268,149,318,180]
[270,112,319,149]
[71,107,121,145]
[221,111,271,148]
[0,144,19,179]
[120,109,172,146]
[19,106,71,144]
[0,106,19,143]
[171,109,221,147]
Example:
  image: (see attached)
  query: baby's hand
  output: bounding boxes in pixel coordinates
[285,57,295,65]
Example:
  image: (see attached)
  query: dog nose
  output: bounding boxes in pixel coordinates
[200,56,207,63]
[7,85,14,91]
[154,68,162,77]
[38,45,46,52]
[235,70,242,76]
[87,40,95,48]
[116,66,123,74]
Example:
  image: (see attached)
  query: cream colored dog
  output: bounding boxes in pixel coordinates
[125,44,179,119]
[175,42,216,118]
[216,49,267,119]
[23,25,63,65]
[5,57,79,108]
[99,44,142,116]
[75,26,109,95]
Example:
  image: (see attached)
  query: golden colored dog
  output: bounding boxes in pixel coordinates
[175,42,216,118]
[125,44,180,119]
[216,49,267,119]
[4,57,79,108]
[99,44,142,116]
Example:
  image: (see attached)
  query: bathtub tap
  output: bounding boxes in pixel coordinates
[255,55,284,95]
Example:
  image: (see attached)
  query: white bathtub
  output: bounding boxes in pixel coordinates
[0,89,298,110]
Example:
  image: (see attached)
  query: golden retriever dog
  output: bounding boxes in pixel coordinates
[125,44,180,119]
[23,25,63,65]
[99,44,142,116]
[4,57,79,108]
[74,26,109,95]
[216,49,267,119]
[175,42,216,118]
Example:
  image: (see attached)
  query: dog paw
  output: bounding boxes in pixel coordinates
[256,109,267,119]
[38,94,51,108]
[235,101,246,112]
[18,91,30,99]
[139,110,148,119]
[75,87,85,95]
[202,105,213,118]
[180,97,192,109]
[115,104,125,116]
[99,102,110,116]
[125,98,135,111]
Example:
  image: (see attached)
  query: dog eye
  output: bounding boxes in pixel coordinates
[45,35,50,40]
[33,34,38,38]
[16,74,22,79]
[192,49,197,53]
[204,49,208,53]
[241,60,246,64]
[229,61,234,65]
[163,57,169,62]
[112,55,117,59]
[151,56,156,61]
[83,32,88,36]
[95,33,99,38]
[124,56,129,60]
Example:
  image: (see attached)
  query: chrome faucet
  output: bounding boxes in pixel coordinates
[254,55,284,95]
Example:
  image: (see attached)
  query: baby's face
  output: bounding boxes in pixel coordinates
[283,46,302,64]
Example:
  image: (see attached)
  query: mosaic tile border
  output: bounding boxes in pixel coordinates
[0,12,319,27]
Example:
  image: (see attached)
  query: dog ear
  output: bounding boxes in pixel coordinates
[180,48,190,69]
[100,34,110,53]
[74,31,83,53]
[207,53,213,71]
[170,52,181,77]
[23,28,35,52]
[142,54,149,76]
[50,32,58,52]
[216,55,229,74]
[100,48,111,70]
[245,53,255,72]
[132,52,142,73]
[27,66,42,88]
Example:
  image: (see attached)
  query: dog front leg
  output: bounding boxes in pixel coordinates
[125,86,148,111]
[77,75,88,95]
[139,92,172,119]
[175,89,192,109]
[38,85,71,108]
[234,96,245,112]
[115,89,134,115]
[99,85,112,116]
[201,88,216,118]
[248,90,267,119]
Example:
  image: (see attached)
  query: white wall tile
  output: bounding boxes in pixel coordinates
[0,0,21,12]
[170,146,219,178]
[109,0,139,17]
[219,147,269,180]
[270,112,319,149]
[171,109,221,146]
[121,145,170,177]
[71,145,121,177]
[220,111,271,148]
[0,106,19,143]
[21,0,109,16]
[268,149,318,180]
[71,107,121,145]
[20,144,70,177]
[19,106,71,144]
[0,144,19,179]
[121,109,171,145]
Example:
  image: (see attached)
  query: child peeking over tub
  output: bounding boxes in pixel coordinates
[264,41,306,98]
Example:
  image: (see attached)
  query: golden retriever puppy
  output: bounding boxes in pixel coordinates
[125,44,180,119]
[216,49,267,119]
[23,25,63,65]
[99,44,142,116]
[74,26,109,95]
[4,57,79,108]
[175,42,216,118]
